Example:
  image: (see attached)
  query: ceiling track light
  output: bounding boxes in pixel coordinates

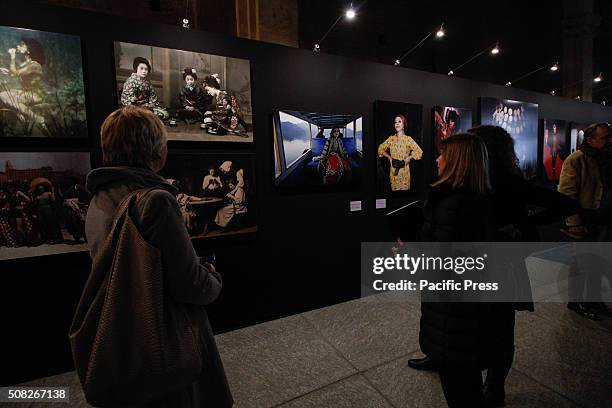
[393,22,445,67]
[313,3,358,53]
[447,41,500,77]
[506,60,560,88]
[182,0,191,28]
[345,8,356,20]
[594,72,604,83]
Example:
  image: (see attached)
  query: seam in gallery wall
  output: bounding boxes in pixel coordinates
[246,0,251,38]
[235,0,240,37]
[255,0,260,41]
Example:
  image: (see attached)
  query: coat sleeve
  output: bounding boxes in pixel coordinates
[136,190,222,305]
[558,154,580,200]
[558,154,582,225]
[527,184,581,225]
[431,198,461,242]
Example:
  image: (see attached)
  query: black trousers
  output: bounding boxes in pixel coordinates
[439,354,513,408]
[439,368,484,408]
[438,309,515,408]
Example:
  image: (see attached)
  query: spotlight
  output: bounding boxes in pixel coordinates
[182,18,190,28]
[505,81,512,86]
[448,70,454,76]
[436,24,445,38]
[394,59,401,66]
[594,72,603,83]
[575,96,582,100]
[313,43,321,52]
[550,62,559,72]
[491,44,500,55]
[550,90,556,96]
[345,8,356,20]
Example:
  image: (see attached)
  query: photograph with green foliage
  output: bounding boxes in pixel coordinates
[0,26,87,138]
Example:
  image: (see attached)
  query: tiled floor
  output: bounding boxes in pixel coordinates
[13,298,612,408]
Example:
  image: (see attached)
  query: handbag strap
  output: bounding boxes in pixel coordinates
[107,187,160,247]
[113,187,161,228]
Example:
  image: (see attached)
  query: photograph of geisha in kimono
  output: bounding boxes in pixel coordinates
[0,25,87,138]
[0,152,91,260]
[114,41,253,142]
[159,153,256,239]
[375,100,423,194]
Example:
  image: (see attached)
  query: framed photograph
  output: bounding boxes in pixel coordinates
[375,100,423,194]
[0,26,87,139]
[570,122,588,154]
[0,152,91,260]
[542,119,569,183]
[159,153,256,239]
[433,105,473,154]
[273,110,363,189]
[113,41,253,143]
[480,97,539,179]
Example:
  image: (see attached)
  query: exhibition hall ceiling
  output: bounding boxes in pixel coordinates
[298,0,612,103]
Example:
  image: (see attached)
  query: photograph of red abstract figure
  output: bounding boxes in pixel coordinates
[433,106,473,154]
[542,119,569,183]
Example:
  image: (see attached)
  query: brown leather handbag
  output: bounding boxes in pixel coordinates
[69,189,202,406]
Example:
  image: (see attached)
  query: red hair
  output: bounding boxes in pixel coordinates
[395,114,408,133]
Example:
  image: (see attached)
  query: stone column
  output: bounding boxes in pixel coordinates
[562,0,600,101]
[235,0,298,47]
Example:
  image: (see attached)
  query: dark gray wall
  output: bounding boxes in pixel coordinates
[1,1,610,385]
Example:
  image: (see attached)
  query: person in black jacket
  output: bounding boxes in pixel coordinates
[419,133,497,407]
[469,125,582,405]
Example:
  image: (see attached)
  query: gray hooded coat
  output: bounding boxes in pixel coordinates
[85,166,233,407]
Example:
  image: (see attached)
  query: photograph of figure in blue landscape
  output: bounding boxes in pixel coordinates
[273,110,363,189]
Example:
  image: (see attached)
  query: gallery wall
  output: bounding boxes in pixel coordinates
[1,2,611,384]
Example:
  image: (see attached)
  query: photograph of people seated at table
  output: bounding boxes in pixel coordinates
[273,110,363,189]
[159,154,256,238]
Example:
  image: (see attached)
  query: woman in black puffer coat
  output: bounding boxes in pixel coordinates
[418,133,498,408]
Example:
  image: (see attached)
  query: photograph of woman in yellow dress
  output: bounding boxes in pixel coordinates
[377,111,423,192]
